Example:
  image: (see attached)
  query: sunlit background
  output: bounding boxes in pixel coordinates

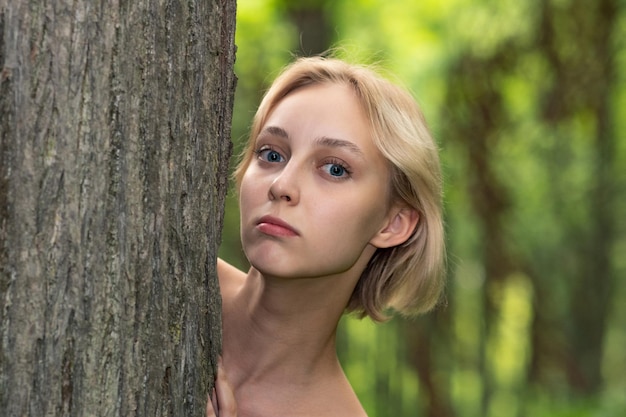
[218,1,626,416]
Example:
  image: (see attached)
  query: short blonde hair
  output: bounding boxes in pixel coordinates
[235,57,445,321]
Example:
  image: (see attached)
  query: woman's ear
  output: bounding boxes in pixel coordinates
[370,206,420,249]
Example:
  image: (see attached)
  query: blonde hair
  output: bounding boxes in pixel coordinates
[234,56,445,321]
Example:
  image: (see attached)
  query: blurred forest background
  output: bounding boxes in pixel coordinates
[218,0,626,416]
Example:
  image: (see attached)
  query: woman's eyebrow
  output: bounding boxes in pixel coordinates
[259,126,364,158]
[314,136,364,158]
[259,125,289,139]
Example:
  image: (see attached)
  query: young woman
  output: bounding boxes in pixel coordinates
[208,56,445,417]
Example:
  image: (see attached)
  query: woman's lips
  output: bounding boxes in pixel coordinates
[256,215,299,237]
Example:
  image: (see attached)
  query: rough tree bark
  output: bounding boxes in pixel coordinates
[0,0,236,416]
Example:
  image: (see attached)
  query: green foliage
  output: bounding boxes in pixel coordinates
[222,0,626,415]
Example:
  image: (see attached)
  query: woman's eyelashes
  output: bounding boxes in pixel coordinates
[320,159,352,180]
[255,146,285,163]
[254,145,353,180]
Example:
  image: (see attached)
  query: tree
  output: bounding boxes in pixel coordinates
[0,0,236,415]
[276,0,334,56]
[529,0,619,395]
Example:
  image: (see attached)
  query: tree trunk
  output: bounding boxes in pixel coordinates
[443,49,518,416]
[532,0,618,395]
[279,0,333,56]
[0,0,236,416]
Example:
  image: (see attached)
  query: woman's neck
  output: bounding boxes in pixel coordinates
[222,267,357,389]
[217,257,370,417]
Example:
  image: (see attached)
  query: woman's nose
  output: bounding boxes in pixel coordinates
[268,164,300,204]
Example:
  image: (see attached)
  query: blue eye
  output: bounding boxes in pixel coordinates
[257,148,284,163]
[328,164,345,176]
[322,161,351,178]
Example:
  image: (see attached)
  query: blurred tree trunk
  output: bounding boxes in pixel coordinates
[530,0,618,395]
[405,316,455,417]
[443,47,519,416]
[278,0,333,56]
[0,0,236,415]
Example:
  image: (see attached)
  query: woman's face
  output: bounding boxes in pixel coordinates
[239,83,394,280]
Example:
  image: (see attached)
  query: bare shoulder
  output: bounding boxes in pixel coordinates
[217,258,246,300]
[315,390,368,417]
[240,376,368,417]
[334,385,368,417]
[314,370,369,417]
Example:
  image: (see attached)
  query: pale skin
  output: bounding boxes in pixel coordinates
[207,83,419,417]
